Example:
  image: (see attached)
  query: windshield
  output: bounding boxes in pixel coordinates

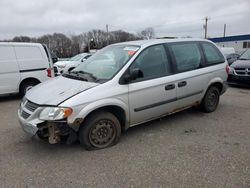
[239,49,250,60]
[70,54,85,61]
[71,45,140,81]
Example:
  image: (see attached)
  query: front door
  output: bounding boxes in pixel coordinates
[128,44,177,125]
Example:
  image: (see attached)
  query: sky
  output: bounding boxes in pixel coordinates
[0,0,250,40]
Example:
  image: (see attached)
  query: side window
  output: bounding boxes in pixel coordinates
[201,42,225,65]
[170,43,201,72]
[130,44,171,81]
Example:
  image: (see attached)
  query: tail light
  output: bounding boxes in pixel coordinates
[47,68,52,77]
[226,64,230,75]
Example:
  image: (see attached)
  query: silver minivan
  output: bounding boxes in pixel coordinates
[18,39,228,150]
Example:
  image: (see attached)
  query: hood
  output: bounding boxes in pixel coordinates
[26,76,99,106]
[55,60,77,66]
[231,60,250,68]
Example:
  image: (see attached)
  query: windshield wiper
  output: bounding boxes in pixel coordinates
[71,71,98,81]
[239,58,249,60]
[63,72,88,81]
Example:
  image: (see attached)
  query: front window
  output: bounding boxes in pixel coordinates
[68,45,140,81]
[239,49,250,60]
[130,44,171,81]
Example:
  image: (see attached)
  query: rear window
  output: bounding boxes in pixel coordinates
[201,42,225,65]
[170,42,201,72]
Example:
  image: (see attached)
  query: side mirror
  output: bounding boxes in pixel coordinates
[120,68,143,84]
[81,58,87,62]
[130,68,143,80]
[52,57,58,63]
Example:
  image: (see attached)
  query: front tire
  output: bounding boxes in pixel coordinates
[200,86,220,113]
[78,111,121,150]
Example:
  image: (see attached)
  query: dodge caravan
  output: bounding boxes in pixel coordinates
[0,42,54,96]
[18,39,228,150]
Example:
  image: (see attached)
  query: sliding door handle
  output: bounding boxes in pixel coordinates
[165,84,175,90]
[178,81,187,87]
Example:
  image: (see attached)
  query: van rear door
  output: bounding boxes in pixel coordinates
[42,44,54,77]
[0,45,21,94]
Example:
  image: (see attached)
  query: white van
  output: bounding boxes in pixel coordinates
[0,42,54,96]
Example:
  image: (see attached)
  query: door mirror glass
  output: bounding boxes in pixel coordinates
[52,57,58,63]
[130,68,143,80]
[120,68,143,84]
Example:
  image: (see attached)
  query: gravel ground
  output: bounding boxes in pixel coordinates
[0,86,250,188]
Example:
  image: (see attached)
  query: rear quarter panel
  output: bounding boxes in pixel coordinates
[15,44,53,83]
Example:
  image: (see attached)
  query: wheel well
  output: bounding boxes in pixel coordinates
[208,82,223,94]
[85,106,127,131]
[19,78,40,92]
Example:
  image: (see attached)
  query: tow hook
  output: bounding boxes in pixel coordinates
[48,122,61,144]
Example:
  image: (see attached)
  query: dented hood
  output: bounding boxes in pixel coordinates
[25,76,99,106]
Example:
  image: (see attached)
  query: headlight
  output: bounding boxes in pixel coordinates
[39,107,73,120]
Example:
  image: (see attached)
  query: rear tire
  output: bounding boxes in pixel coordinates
[200,86,220,113]
[20,81,39,96]
[78,111,121,150]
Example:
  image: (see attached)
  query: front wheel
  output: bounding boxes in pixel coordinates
[200,86,220,113]
[78,111,121,150]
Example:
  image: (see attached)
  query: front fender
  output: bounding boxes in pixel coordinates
[67,98,129,130]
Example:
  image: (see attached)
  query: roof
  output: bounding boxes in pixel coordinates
[0,42,43,47]
[209,34,250,43]
[113,38,209,47]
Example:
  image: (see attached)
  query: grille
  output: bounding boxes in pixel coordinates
[25,101,39,112]
[235,71,245,75]
[235,68,245,71]
[234,68,250,76]
[21,110,31,119]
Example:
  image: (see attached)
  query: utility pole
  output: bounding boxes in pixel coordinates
[106,24,109,45]
[223,24,226,37]
[203,17,210,39]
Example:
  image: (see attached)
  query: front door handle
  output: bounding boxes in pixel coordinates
[178,81,187,87]
[165,84,175,90]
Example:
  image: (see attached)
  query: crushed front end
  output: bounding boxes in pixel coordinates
[18,98,78,144]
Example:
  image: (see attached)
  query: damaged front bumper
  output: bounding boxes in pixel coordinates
[18,100,79,144]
